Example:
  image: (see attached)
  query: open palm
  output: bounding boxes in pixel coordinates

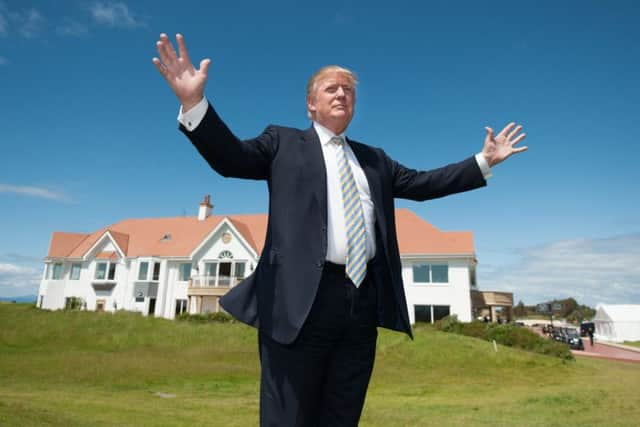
[152,33,210,111]
[482,122,528,167]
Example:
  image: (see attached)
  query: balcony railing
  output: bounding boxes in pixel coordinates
[189,275,242,288]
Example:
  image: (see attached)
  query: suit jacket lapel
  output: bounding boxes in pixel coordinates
[347,139,388,250]
[302,127,328,229]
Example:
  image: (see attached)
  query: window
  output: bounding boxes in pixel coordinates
[431,265,448,283]
[51,263,63,280]
[469,266,477,288]
[412,263,448,284]
[234,262,245,278]
[205,262,218,277]
[95,263,107,280]
[178,263,192,281]
[414,305,451,324]
[412,264,429,283]
[218,262,232,286]
[138,262,148,280]
[433,305,450,321]
[152,262,161,281]
[70,263,81,280]
[95,262,116,280]
[202,260,246,286]
[175,299,188,316]
[415,305,432,323]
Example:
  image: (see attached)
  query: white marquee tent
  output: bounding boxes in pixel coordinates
[593,304,640,343]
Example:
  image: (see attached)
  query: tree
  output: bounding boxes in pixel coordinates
[513,300,527,317]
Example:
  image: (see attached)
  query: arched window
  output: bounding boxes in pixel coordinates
[218,250,234,260]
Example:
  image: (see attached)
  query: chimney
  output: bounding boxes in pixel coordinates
[198,194,213,221]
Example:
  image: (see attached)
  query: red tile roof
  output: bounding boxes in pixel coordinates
[394,208,474,255]
[46,209,473,259]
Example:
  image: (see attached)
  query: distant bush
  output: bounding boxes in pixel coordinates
[176,311,237,323]
[64,297,85,311]
[434,315,573,361]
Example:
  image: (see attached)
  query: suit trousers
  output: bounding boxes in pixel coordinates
[258,261,379,427]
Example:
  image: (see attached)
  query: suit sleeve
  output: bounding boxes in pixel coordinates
[179,103,278,180]
[387,154,487,201]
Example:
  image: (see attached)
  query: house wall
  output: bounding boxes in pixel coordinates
[37,221,477,324]
[402,258,473,324]
[37,220,260,320]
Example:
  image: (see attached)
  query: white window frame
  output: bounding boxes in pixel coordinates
[136,259,161,282]
[94,261,117,281]
[70,263,82,280]
[51,263,64,280]
[178,263,192,282]
[201,258,248,286]
[138,261,149,281]
[412,263,449,284]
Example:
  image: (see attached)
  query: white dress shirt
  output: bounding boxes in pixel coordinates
[313,121,377,264]
[178,97,492,265]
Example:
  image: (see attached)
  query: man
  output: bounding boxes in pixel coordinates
[153,33,527,426]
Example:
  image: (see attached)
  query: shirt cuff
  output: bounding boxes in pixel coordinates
[177,97,208,131]
[475,153,492,180]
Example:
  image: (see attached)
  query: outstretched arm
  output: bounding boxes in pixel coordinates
[152,33,210,112]
[481,122,528,167]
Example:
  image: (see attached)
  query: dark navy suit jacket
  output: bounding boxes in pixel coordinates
[180,103,486,344]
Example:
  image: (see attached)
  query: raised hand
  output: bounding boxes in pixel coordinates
[152,33,211,111]
[482,122,528,167]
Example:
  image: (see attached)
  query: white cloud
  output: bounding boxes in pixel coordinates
[0,183,70,202]
[0,263,26,273]
[0,259,41,298]
[57,18,88,37]
[478,233,640,307]
[91,1,142,28]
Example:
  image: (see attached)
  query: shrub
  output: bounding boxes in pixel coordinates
[64,297,85,311]
[434,316,573,360]
[176,311,237,323]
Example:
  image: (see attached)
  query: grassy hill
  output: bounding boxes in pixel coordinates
[1,304,639,426]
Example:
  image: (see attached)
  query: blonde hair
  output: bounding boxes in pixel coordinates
[306,65,358,119]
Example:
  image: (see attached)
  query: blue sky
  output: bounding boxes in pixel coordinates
[1,0,639,307]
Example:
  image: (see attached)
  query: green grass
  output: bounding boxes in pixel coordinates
[624,341,640,348]
[1,304,639,426]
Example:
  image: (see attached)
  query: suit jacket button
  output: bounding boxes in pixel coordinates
[316,260,324,268]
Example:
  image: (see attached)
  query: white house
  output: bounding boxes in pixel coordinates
[38,196,494,324]
[593,304,640,342]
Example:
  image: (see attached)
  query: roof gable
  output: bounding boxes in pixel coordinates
[189,217,261,260]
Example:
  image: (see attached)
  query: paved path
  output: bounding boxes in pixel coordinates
[574,341,640,363]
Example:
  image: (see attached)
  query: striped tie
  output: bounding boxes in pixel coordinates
[332,136,367,287]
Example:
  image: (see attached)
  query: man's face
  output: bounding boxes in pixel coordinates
[307,71,355,134]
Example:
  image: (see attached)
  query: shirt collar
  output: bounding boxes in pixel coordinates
[313,121,346,146]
